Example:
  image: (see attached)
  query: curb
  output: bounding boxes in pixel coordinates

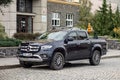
[0,64,21,70]
[102,55,120,59]
[0,55,120,69]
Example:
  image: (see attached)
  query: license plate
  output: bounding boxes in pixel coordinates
[23,53,32,56]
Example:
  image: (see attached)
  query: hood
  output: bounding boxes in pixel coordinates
[21,39,54,46]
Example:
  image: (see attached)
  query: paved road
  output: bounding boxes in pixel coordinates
[0,58,120,80]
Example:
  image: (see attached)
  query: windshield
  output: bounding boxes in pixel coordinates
[38,31,67,41]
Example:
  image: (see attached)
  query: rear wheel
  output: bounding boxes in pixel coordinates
[20,61,32,68]
[89,50,101,65]
[50,52,65,70]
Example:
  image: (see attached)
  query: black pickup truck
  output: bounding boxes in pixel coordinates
[18,28,107,70]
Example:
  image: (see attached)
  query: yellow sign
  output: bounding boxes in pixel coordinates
[87,23,93,33]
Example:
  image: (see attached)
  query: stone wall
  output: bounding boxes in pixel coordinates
[107,40,120,50]
[97,36,120,50]
[0,47,18,57]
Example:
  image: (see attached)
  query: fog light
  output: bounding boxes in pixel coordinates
[43,54,47,58]
[41,54,47,58]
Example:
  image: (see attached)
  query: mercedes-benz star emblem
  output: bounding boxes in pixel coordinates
[27,46,30,52]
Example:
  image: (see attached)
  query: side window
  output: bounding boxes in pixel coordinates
[77,31,87,40]
[68,32,77,40]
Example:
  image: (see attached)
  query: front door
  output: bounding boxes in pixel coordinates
[17,15,33,33]
[65,31,79,60]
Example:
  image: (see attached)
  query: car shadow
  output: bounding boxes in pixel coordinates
[64,62,90,68]
[28,62,90,70]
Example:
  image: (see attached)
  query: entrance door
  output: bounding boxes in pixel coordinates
[17,15,33,33]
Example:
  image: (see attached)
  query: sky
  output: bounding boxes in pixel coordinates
[90,0,118,13]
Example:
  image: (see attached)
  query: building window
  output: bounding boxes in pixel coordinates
[52,13,60,26]
[66,14,73,27]
[17,0,32,13]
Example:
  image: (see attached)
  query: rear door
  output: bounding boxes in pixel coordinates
[76,31,91,59]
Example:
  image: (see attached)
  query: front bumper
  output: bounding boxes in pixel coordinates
[19,54,43,62]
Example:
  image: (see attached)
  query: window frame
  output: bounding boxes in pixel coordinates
[67,31,78,40]
[66,13,73,27]
[17,0,32,13]
[52,12,60,26]
[77,31,88,40]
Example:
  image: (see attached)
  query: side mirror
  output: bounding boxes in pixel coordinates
[68,37,74,41]
[64,37,74,44]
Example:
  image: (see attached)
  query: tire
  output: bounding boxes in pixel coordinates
[50,52,65,70]
[20,61,32,68]
[89,50,101,65]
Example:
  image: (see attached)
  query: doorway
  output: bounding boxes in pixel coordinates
[17,15,33,33]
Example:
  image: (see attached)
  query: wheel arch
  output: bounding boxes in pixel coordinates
[92,44,102,56]
[53,47,66,58]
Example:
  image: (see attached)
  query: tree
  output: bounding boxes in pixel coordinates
[78,0,93,29]
[0,0,11,38]
[0,0,12,6]
[0,23,7,39]
[0,0,12,14]
[107,3,114,36]
[92,0,109,36]
[112,6,120,38]
[114,6,120,28]
[98,0,108,35]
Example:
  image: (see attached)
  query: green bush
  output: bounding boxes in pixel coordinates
[13,33,41,40]
[0,23,7,39]
[0,38,21,47]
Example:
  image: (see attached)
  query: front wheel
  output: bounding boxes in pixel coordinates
[89,50,101,65]
[50,52,65,70]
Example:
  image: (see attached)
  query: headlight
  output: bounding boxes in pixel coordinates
[41,45,53,50]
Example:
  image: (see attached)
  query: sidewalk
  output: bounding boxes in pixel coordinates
[0,49,120,69]
[102,49,120,59]
[0,58,20,69]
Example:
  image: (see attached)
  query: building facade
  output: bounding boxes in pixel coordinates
[0,0,80,37]
[47,0,80,31]
[0,0,47,37]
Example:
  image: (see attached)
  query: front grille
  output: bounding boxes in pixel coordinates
[21,43,29,46]
[20,44,40,53]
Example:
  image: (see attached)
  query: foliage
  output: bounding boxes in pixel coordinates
[0,24,21,47]
[77,0,93,29]
[113,27,120,38]
[0,38,21,47]
[107,3,114,36]
[113,6,120,28]
[91,0,120,38]
[0,23,7,39]
[92,0,109,36]
[0,0,12,6]
[13,33,41,40]
[77,0,120,39]
[0,0,12,15]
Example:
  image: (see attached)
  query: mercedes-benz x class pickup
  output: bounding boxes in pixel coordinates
[17,29,107,70]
